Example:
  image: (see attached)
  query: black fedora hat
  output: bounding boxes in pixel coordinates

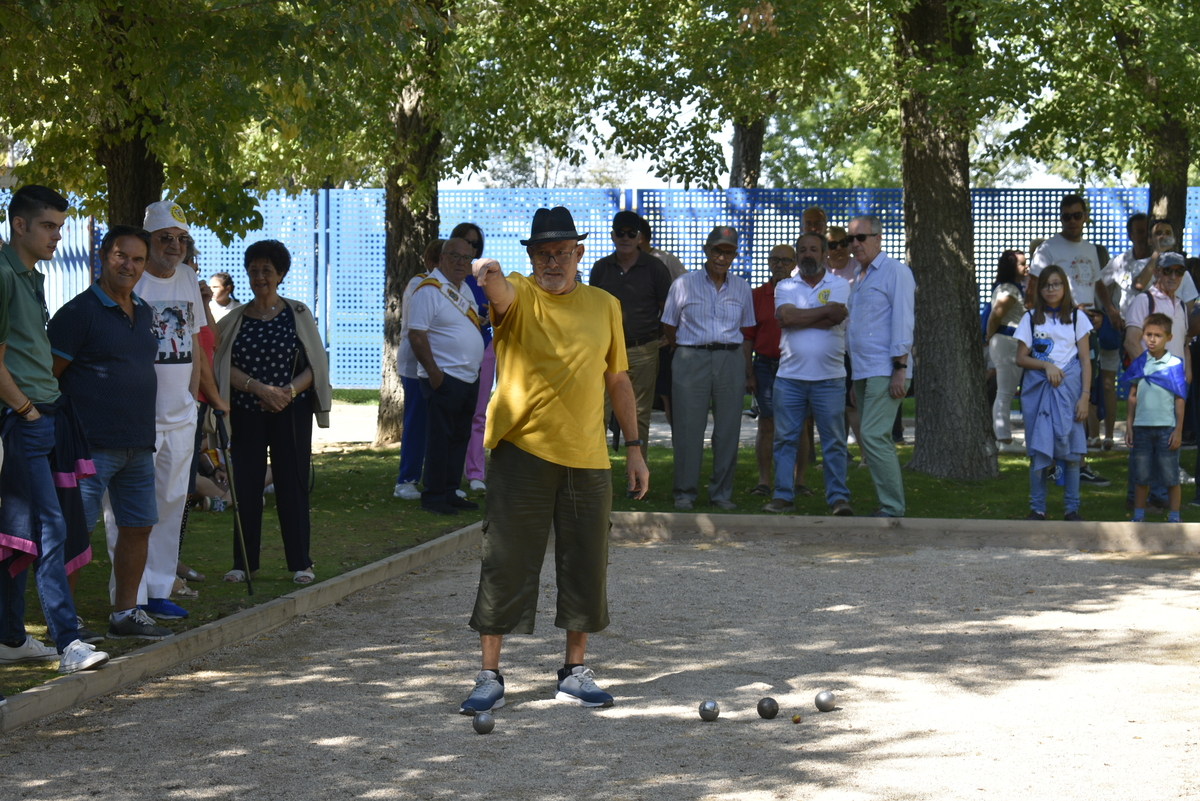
[520,206,589,246]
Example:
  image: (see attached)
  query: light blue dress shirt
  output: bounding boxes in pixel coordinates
[846,250,916,380]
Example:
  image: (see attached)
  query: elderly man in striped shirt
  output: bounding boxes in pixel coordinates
[661,226,755,511]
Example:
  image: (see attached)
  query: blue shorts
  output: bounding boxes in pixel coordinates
[753,357,779,418]
[79,448,159,529]
[1130,426,1180,487]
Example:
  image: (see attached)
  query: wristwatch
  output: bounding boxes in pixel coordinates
[289,383,298,399]
[625,439,644,448]
[892,360,907,372]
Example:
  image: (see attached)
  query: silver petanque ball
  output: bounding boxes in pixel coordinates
[757,697,779,719]
[472,711,495,734]
[699,700,720,721]
[815,691,836,712]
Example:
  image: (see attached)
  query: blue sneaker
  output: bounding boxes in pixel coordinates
[459,670,505,715]
[141,598,189,620]
[555,666,614,708]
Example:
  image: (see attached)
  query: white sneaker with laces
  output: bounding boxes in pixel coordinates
[59,639,109,674]
[555,665,614,708]
[0,635,58,664]
[393,482,420,500]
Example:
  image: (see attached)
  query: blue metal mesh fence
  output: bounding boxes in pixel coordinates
[18,187,1200,387]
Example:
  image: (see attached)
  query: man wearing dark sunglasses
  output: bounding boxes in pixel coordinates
[845,215,914,518]
[589,211,673,449]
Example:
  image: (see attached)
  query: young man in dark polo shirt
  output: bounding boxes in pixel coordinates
[0,185,109,675]
[48,225,172,641]
[588,210,672,447]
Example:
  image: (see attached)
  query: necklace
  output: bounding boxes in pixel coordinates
[253,301,279,320]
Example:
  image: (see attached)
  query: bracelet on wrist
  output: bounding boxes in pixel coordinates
[244,376,253,391]
[13,399,33,417]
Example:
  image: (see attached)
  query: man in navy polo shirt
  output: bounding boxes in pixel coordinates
[48,225,173,640]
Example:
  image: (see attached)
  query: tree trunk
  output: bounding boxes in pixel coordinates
[1144,116,1189,226]
[729,117,766,189]
[95,126,164,227]
[1112,25,1190,233]
[375,52,443,447]
[894,0,998,480]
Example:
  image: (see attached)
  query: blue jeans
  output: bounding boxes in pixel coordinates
[79,448,159,530]
[1130,426,1180,489]
[773,376,849,505]
[753,358,778,418]
[1030,459,1080,514]
[1127,449,1170,506]
[396,375,428,485]
[0,413,80,652]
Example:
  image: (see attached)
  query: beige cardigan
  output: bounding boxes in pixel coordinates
[213,298,332,428]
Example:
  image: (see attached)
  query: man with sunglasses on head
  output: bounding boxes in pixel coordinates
[845,214,915,518]
[113,201,227,623]
[662,226,756,511]
[1029,194,1118,486]
[589,211,672,450]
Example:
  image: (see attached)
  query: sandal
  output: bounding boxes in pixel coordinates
[793,484,815,497]
[1103,437,1114,451]
[223,569,248,583]
[749,483,771,497]
[172,578,199,598]
[293,568,315,585]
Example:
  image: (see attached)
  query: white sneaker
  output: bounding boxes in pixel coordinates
[393,482,420,500]
[469,479,486,492]
[0,635,58,664]
[456,489,468,499]
[59,639,109,674]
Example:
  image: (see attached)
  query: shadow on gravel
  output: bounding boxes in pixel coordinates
[3,541,1197,801]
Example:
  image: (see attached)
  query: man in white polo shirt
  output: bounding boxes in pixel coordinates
[408,236,485,516]
[764,232,853,516]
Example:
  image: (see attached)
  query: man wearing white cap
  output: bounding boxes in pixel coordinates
[105,200,226,621]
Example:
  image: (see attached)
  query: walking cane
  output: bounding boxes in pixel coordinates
[214,410,254,596]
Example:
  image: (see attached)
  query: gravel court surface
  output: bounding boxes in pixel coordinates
[4,539,1200,800]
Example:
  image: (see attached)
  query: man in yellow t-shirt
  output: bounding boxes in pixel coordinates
[460,206,649,715]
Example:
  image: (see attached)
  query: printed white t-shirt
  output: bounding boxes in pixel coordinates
[134,267,202,429]
[1030,234,1101,306]
[1014,309,1093,371]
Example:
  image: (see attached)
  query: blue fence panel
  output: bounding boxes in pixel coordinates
[189,191,319,315]
[439,188,623,282]
[326,189,387,388]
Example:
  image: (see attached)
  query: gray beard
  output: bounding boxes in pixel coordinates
[798,258,821,276]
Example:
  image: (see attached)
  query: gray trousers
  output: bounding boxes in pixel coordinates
[671,347,744,504]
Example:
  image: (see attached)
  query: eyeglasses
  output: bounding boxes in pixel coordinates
[156,233,194,246]
[1041,282,1064,291]
[829,238,850,249]
[442,252,474,264]
[1060,211,1085,222]
[1161,266,1187,277]
[847,233,878,242]
[768,257,795,265]
[530,249,577,266]
[709,249,737,261]
[613,228,640,240]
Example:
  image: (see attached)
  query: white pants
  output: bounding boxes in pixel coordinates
[105,420,197,603]
[990,334,1021,441]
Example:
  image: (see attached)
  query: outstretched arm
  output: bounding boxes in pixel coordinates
[473,259,516,321]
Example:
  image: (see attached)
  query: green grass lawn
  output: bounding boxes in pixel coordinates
[5,438,1191,697]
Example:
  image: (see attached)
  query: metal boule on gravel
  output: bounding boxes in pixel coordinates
[472,712,495,734]
[815,690,836,712]
[757,697,779,719]
[699,700,720,721]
